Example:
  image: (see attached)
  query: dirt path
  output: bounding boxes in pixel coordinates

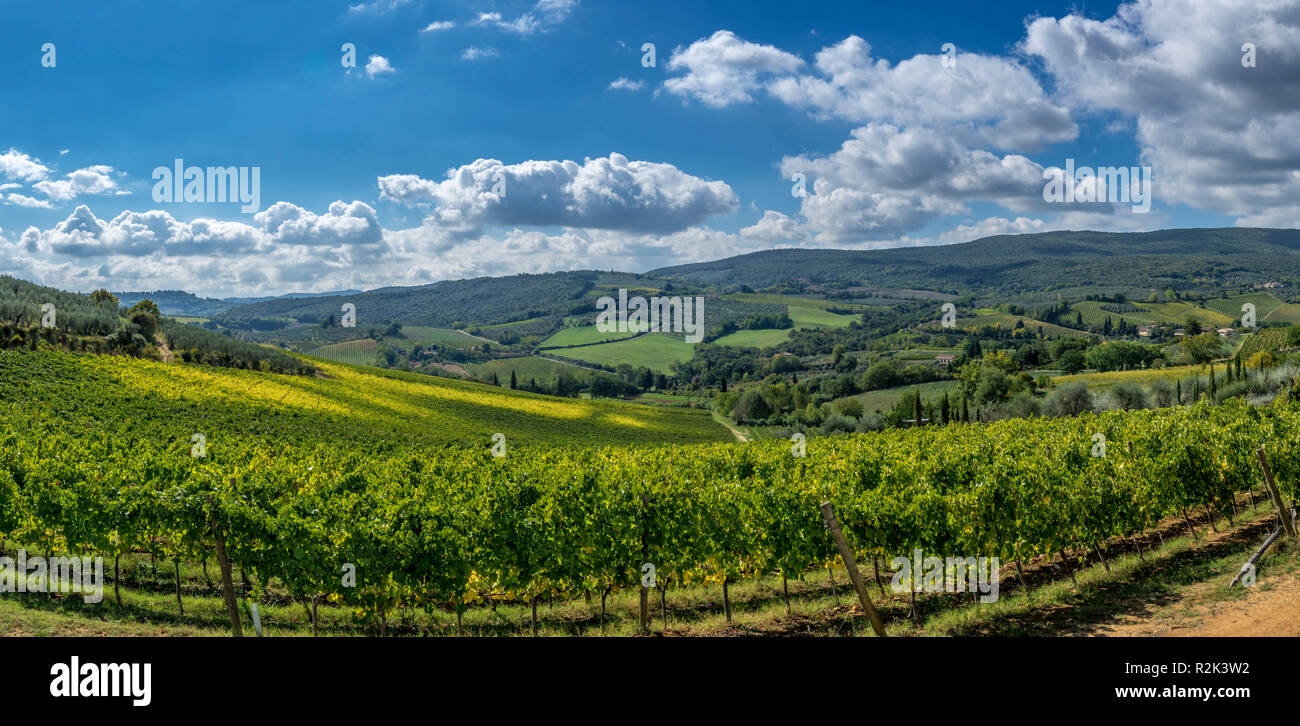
[712,412,750,442]
[155,334,175,363]
[1093,569,1300,637]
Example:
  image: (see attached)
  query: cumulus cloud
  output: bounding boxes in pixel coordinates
[0,149,50,182]
[16,200,383,262]
[740,211,809,245]
[421,20,455,33]
[255,200,383,247]
[663,31,805,107]
[666,32,1074,150]
[365,55,395,78]
[1021,0,1300,226]
[778,123,1059,241]
[656,29,1087,241]
[33,165,123,201]
[377,153,738,236]
[5,193,53,209]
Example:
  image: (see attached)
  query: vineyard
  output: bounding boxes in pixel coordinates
[1,349,1297,634]
[1237,327,1291,360]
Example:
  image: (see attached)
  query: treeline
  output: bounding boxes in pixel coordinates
[162,320,317,376]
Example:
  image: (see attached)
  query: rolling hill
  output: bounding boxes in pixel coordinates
[650,228,1300,300]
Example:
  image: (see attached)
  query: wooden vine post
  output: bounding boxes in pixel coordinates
[1255,447,1297,538]
[819,502,887,637]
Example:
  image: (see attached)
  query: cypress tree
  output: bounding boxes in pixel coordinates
[510,370,517,389]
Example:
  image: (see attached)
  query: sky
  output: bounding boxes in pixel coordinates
[0,0,1296,297]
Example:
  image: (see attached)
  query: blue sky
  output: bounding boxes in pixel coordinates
[0,0,1290,296]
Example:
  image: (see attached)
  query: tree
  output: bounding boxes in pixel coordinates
[90,289,118,309]
[1246,351,1276,371]
[509,370,518,389]
[733,389,773,423]
[1181,333,1220,365]
[126,300,161,340]
[1057,349,1087,374]
[1185,317,1203,336]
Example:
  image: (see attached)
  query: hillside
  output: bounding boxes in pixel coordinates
[218,271,606,329]
[1,349,730,449]
[115,289,363,318]
[650,228,1300,301]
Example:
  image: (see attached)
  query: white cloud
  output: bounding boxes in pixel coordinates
[665,32,1074,150]
[0,149,50,182]
[377,152,738,236]
[740,211,809,245]
[5,193,53,209]
[473,0,577,35]
[348,0,411,14]
[663,31,804,107]
[33,165,122,201]
[255,200,383,247]
[608,77,644,91]
[420,20,455,33]
[778,123,1057,241]
[1021,0,1300,226]
[461,46,500,61]
[364,55,395,78]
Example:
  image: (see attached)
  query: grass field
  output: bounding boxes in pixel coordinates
[310,338,378,367]
[553,333,696,373]
[713,328,792,348]
[538,324,638,348]
[788,305,856,328]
